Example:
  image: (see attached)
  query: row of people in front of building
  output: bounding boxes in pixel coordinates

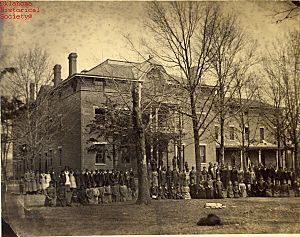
[148,163,300,199]
[19,168,137,196]
[44,178,137,207]
[217,163,297,189]
[150,175,300,200]
[148,161,298,190]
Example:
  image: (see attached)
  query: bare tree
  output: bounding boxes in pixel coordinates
[85,59,175,204]
[230,73,260,170]
[1,96,24,180]
[262,45,290,169]
[4,47,58,174]
[210,11,258,166]
[272,1,300,23]
[6,46,52,103]
[262,30,300,170]
[142,2,227,180]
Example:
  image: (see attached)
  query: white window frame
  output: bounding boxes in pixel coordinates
[229,125,235,141]
[199,144,207,164]
[260,127,265,142]
[93,142,108,165]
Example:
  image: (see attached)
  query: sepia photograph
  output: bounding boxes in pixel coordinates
[0,1,299,236]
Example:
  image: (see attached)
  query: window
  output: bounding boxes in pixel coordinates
[94,79,103,88]
[95,144,106,164]
[229,126,235,140]
[245,126,249,140]
[199,145,206,163]
[58,147,62,166]
[95,108,106,122]
[121,146,130,163]
[215,125,219,140]
[260,127,265,142]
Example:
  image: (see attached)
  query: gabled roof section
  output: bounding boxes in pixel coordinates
[84,59,140,80]
[83,58,166,81]
[228,98,273,109]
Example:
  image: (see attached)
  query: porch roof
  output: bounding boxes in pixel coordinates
[216,142,280,150]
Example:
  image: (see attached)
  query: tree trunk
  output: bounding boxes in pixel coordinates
[219,83,225,166]
[220,114,225,165]
[241,128,246,171]
[294,141,299,171]
[131,81,151,205]
[277,126,281,169]
[190,92,201,182]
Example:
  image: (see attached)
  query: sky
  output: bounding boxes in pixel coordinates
[0,1,298,80]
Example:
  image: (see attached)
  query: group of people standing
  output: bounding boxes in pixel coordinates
[19,167,137,207]
[20,162,300,206]
[19,170,53,195]
[148,161,300,200]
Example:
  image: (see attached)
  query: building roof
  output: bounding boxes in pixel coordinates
[216,139,278,150]
[228,97,273,109]
[83,58,165,81]
[84,59,140,80]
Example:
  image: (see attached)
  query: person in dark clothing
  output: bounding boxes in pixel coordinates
[83,169,92,188]
[215,177,224,199]
[268,164,276,182]
[44,181,56,207]
[280,179,290,197]
[98,170,105,187]
[77,185,87,205]
[189,166,196,185]
[233,181,240,198]
[65,185,73,206]
[257,177,266,197]
[293,178,300,197]
[129,169,136,198]
[56,181,67,207]
[166,166,172,194]
[74,169,82,189]
[273,179,281,197]
[231,166,238,183]
[93,170,100,187]
[265,177,273,197]
[59,170,66,186]
[201,167,208,181]
[261,166,268,181]
[277,167,284,184]
[172,168,179,188]
[50,168,57,188]
[219,164,227,189]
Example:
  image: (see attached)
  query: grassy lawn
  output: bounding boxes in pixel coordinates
[4,194,300,236]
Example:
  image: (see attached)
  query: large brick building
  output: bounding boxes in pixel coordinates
[13,53,294,178]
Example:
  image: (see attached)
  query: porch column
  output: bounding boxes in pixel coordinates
[292,151,295,170]
[276,150,279,170]
[174,141,177,160]
[166,141,169,168]
[258,149,262,164]
[240,150,243,170]
[149,106,153,162]
[282,150,286,168]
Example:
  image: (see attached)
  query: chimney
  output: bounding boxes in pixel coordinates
[29,82,35,102]
[68,52,77,76]
[53,64,62,87]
